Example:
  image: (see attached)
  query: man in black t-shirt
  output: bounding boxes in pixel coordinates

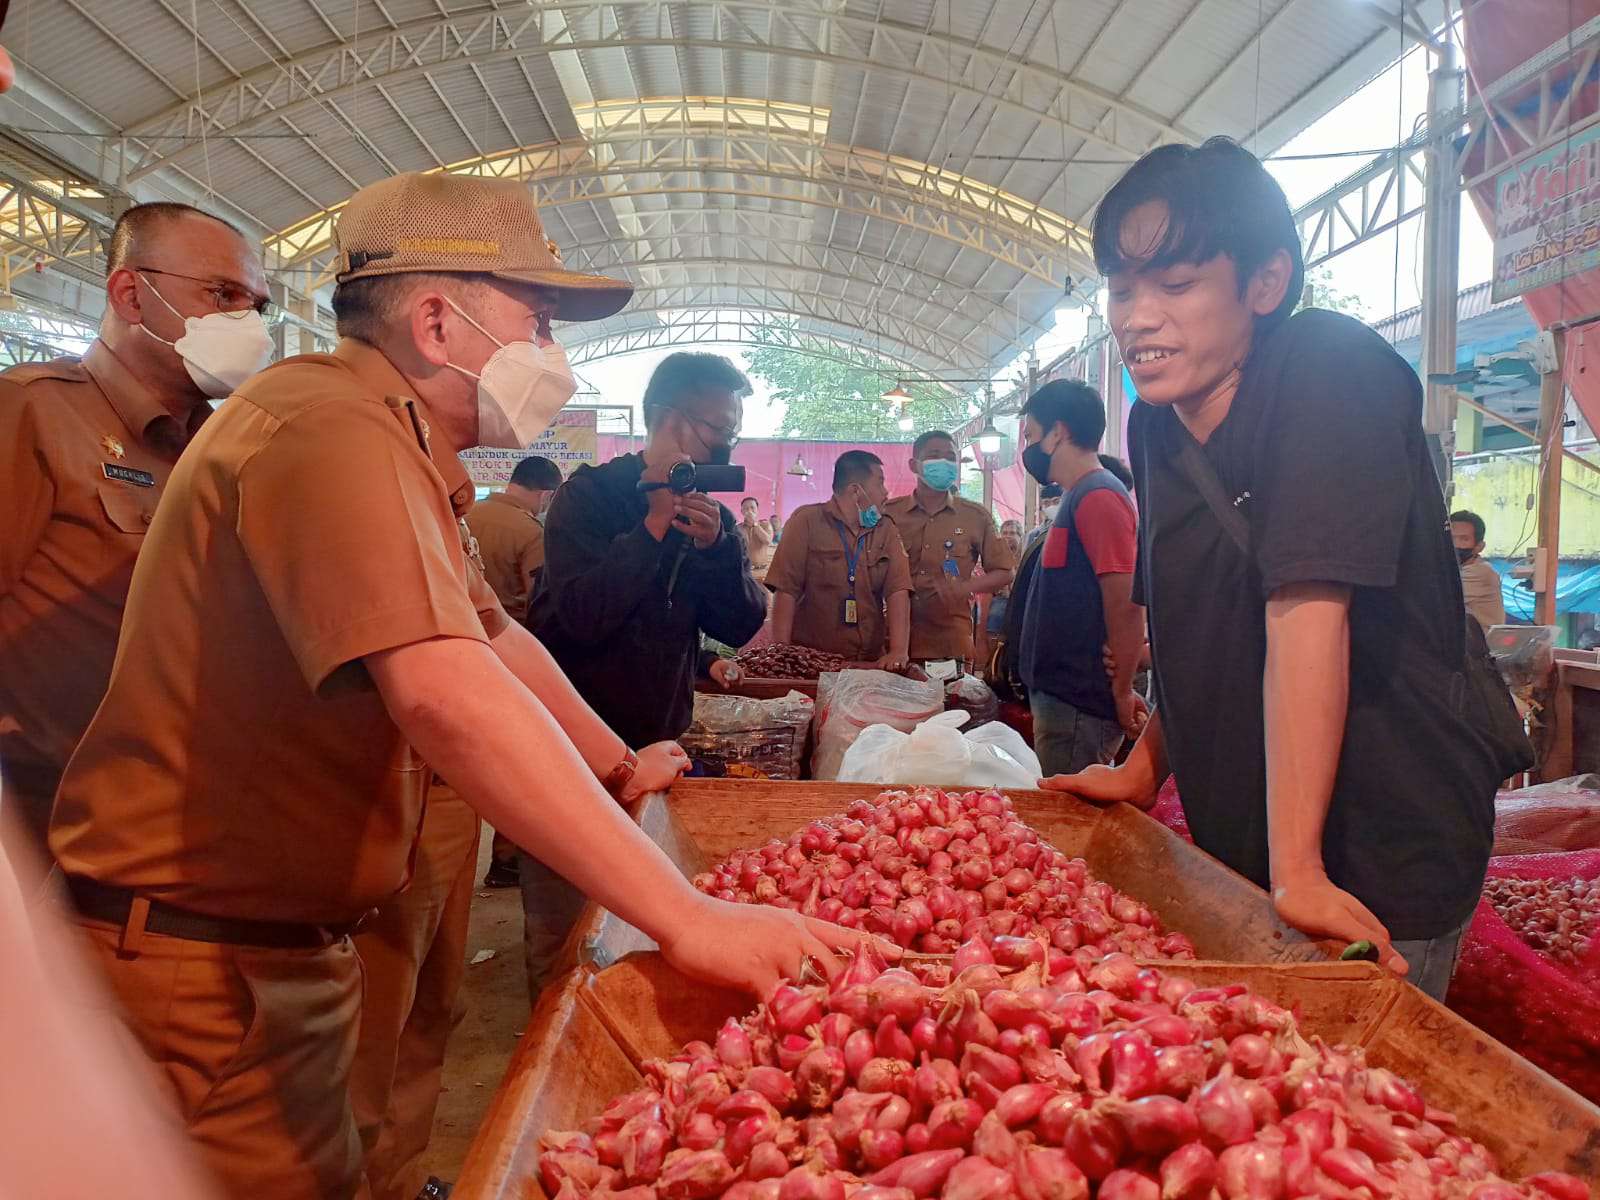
[1042,137,1497,999]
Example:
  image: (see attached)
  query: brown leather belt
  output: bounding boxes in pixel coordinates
[64,875,367,949]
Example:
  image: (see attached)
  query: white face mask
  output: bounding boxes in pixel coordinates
[138,272,273,399]
[1041,502,1062,523]
[444,298,576,449]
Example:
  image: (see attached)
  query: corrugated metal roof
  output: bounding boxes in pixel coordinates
[1370,282,1526,345]
[2,0,1448,373]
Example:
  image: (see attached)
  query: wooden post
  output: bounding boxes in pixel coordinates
[1534,327,1567,627]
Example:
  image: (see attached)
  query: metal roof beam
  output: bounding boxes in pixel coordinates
[571,281,991,374]
[120,1,1199,185]
[262,133,1092,286]
[564,305,967,375]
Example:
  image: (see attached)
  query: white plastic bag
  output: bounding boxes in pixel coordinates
[835,712,1041,789]
[812,669,946,780]
[964,720,1042,784]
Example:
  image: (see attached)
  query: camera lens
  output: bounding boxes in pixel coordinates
[667,461,697,494]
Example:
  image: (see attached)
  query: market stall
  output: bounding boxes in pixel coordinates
[448,779,1597,1198]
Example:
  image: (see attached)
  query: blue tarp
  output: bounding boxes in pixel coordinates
[1489,559,1600,618]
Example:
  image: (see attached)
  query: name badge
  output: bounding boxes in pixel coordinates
[842,597,859,627]
[103,463,156,488]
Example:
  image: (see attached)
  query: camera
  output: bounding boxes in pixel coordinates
[665,460,746,494]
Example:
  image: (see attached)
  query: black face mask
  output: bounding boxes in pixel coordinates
[1022,438,1054,486]
[1456,546,1476,565]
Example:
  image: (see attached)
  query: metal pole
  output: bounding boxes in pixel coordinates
[1535,327,1568,627]
[1420,41,1464,490]
[1023,355,1040,528]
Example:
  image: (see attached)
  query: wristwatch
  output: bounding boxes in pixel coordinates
[601,748,639,799]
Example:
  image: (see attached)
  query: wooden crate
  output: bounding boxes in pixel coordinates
[562,778,1337,972]
[455,953,1600,1199]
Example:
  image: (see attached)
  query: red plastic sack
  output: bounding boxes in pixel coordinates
[1446,849,1600,1105]
[1492,777,1600,856]
[1147,777,1194,844]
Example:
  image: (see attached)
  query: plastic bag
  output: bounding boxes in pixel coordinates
[1493,775,1600,855]
[691,690,812,733]
[836,711,1040,789]
[812,669,946,780]
[1446,848,1600,1104]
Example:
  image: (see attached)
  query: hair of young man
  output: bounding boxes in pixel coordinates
[105,202,246,274]
[1021,379,1105,451]
[331,271,491,343]
[1092,136,1307,331]
[1450,509,1487,544]
[641,352,751,430]
[511,455,563,491]
[1040,483,1064,502]
[1097,453,1135,492]
[912,430,956,458]
[833,449,883,492]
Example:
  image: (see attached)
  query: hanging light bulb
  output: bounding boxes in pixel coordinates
[975,418,1003,455]
[786,453,812,477]
[897,413,914,432]
[881,382,913,404]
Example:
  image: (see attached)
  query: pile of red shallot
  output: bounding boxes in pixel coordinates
[1482,877,1599,969]
[537,945,1591,1200]
[692,787,1196,960]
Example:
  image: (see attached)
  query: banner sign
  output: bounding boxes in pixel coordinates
[459,409,598,487]
[1492,125,1600,301]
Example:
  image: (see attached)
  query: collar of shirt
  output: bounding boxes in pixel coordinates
[486,491,533,516]
[332,337,476,518]
[910,486,954,515]
[81,338,205,455]
[823,495,861,534]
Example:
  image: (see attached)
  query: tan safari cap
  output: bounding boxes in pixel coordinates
[333,172,634,322]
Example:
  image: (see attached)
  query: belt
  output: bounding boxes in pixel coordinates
[64,875,368,949]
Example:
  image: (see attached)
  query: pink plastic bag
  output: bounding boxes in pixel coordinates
[1147,777,1194,844]
[1446,849,1600,1104]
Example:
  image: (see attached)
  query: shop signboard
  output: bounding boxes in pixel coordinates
[459,408,599,487]
[1491,123,1600,302]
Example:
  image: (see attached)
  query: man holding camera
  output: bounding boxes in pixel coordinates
[527,351,768,992]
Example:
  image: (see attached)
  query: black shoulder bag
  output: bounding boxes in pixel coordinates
[1172,434,1532,779]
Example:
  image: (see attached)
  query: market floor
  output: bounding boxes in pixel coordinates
[417,828,530,1187]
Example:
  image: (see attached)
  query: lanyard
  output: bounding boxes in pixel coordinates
[831,518,869,585]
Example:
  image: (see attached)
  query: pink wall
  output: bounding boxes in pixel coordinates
[595,434,1031,524]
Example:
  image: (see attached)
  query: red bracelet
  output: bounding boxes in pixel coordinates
[601,748,639,799]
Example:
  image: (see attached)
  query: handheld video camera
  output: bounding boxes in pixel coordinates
[639,460,747,495]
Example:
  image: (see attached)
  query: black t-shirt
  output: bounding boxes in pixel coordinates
[1129,309,1496,942]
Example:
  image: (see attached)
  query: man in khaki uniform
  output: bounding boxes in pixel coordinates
[767,450,912,665]
[884,429,1015,664]
[737,495,777,579]
[467,453,562,622]
[0,201,271,855]
[49,172,869,1200]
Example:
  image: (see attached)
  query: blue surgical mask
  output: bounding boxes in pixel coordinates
[920,458,959,491]
[859,504,882,529]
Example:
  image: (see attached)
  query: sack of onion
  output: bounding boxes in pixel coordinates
[691,786,1197,961]
[1447,849,1600,1105]
[536,945,1593,1200]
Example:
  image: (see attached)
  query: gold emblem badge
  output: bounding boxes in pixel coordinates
[101,434,125,459]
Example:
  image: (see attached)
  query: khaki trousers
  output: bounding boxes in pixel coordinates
[75,920,367,1200]
[351,788,481,1200]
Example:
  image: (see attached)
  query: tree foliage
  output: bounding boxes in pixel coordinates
[1297,266,1366,318]
[744,325,975,441]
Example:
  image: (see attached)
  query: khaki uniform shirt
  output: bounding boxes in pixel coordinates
[737,518,776,575]
[0,339,208,803]
[50,338,508,925]
[466,491,544,621]
[1461,557,1506,632]
[883,489,1016,660]
[765,499,913,660]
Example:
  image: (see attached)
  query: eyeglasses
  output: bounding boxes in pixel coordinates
[671,407,741,448]
[135,267,276,321]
